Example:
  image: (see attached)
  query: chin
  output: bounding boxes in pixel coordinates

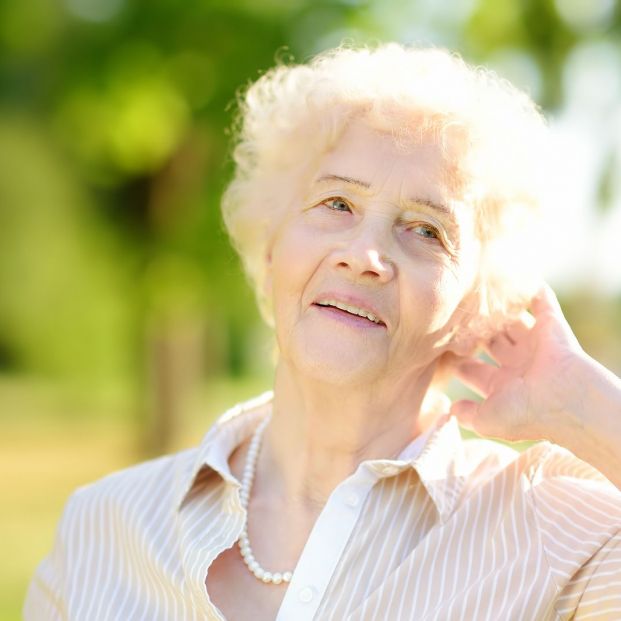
[285,330,386,386]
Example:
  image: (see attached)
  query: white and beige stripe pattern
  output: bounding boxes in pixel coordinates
[25,392,621,620]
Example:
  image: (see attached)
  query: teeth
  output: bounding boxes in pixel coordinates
[316,299,382,324]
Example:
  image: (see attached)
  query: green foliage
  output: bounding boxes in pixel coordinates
[0,115,135,378]
[1,0,618,384]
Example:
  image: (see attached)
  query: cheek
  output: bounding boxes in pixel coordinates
[402,262,471,333]
[428,278,459,326]
[269,222,325,309]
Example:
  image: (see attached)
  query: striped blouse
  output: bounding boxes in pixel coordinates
[24,391,621,620]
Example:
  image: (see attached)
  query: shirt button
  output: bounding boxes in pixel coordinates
[345,492,360,508]
[298,586,315,603]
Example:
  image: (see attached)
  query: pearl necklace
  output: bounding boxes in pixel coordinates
[237,416,293,585]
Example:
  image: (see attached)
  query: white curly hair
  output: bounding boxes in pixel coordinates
[221,43,550,336]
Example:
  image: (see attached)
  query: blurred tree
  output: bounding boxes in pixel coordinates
[1,0,620,453]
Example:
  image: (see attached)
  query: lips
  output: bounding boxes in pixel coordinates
[312,293,387,327]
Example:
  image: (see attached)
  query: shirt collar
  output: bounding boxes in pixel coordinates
[355,413,465,522]
[176,390,466,522]
[410,413,466,522]
[175,391,273,510]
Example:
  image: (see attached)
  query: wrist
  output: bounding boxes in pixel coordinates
[555,353,621,484]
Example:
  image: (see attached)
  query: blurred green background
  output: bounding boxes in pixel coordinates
[1,0,621,618]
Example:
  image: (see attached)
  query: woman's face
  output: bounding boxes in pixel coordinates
[265,120,481,386]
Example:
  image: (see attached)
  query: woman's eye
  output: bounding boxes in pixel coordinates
[322,197,351,212]
[410,223,440,239]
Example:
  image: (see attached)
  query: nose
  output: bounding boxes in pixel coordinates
[331,221,396,284]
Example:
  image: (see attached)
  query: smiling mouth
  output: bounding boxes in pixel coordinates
[313,302,385,326]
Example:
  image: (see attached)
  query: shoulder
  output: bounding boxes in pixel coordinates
[459,435,621,512]
[457,436,621,582]
[24,446,202,619]
[523,443,621,613]
[457,435,621,539]
[502,441,621,587]
[524,440,621,521]
[58,446,199,535]
[25,392,273,619]
[525,442,621,553]
[60,390,273,527]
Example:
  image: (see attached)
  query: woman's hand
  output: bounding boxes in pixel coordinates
[451,283,621,488]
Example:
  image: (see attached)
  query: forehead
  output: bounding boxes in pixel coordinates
[313,120,469,201]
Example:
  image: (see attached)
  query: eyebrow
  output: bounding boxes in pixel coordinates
[315,174,453,217]
[317,174,372,189]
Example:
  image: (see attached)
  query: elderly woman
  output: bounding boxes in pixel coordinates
[25,44,621,620]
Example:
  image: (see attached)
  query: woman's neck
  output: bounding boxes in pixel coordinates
[255,361,442,511]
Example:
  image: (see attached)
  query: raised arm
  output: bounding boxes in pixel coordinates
[451,283,621,489]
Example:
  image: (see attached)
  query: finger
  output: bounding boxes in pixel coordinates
[530,282,564,319]
[505,311,535,343]
[530,282,579,343]
[485,310,537,363]
[484,332,516,362]
[453,357,498,397]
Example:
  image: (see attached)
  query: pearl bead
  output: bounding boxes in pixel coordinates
[236,416,293,586]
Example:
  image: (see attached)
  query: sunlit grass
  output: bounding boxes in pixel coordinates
[1,418,137,621]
